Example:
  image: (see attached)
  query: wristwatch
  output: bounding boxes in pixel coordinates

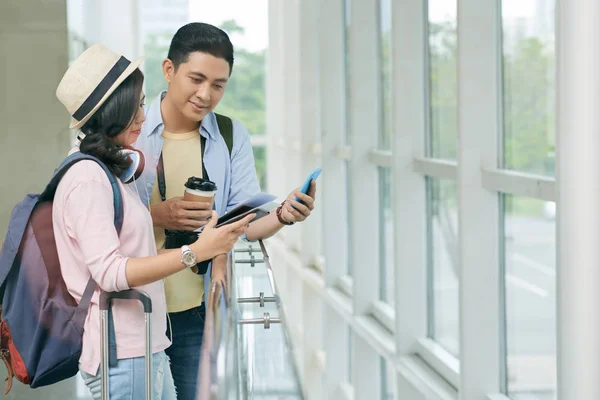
[180,245,197,268]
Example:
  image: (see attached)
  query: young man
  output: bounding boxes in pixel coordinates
[133,23,316,399]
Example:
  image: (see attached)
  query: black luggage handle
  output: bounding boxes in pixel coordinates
[99,289,152,313]
[99,288,153,399]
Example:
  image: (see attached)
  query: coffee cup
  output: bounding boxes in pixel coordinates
[183,176,217,212]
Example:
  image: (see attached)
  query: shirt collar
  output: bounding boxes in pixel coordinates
[145,91,218,141]
[143,92,165,138]
[200,111,219,141]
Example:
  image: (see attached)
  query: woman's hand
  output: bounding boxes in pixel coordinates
[191,211,256,259]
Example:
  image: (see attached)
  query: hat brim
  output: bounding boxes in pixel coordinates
[70,56,144,129]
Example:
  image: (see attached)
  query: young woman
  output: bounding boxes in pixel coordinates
[53,44,253,399]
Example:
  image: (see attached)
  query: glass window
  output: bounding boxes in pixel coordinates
[139,0,189,102]
[212,20,268,189]
[427,178,459,356]
[343,0,352,275]
[501,0,556,175]
[503,196,556,399]
[379,0,392,150]
[344,0,351,144]
[252,146,268,190]
[346,160,353,275]
[142,32,170,102]
[379,168,394,303]
[349,328,353,384]
[427,0,458,160]
[381,357,397,399]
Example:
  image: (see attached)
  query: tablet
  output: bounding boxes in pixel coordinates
[195,192,278,232]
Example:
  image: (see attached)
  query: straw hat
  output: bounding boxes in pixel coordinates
[56,44,144,129]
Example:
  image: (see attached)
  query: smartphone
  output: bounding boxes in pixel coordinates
[294,168,321,203]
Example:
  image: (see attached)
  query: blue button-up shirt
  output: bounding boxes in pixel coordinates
[132,92,261,216]
[132,92,261,296]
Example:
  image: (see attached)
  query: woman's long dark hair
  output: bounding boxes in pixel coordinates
[79,68,144,177]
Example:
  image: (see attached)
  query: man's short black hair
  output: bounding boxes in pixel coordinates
[168,22,234,74]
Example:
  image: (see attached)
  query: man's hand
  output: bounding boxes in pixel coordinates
[150,196,213,231]
[280,180,317,223]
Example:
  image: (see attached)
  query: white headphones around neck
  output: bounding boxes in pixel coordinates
[76,133,145,184]
[120,148,145,184]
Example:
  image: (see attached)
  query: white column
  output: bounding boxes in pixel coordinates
[295,0,324,397]
[301,284,324,399]
[320,0,349,290]
[318,0,351,397]
[281,0,303,250]
[391,0,428,353]
[266,0,286,195]
[556,1,600,398]
[268,0,303,336]
[348,0,381,397]
[348,0,381,316]
[323,307,350,398]
[457,0,502,398]
[0,0,70,236]
[297,0,322,265]
[353,335,381,400]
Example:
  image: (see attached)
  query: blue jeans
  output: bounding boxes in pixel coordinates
[79,351,175,400]
[164,304,205,400]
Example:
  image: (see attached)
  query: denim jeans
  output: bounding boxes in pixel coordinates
[164,304,206,400]
[79,350,176,400]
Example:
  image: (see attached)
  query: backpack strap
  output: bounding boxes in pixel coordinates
[46,153,125,314]
[0,197,38,290]
[47,153,124,234]
[52,154,125,313]
[78,277,98,312]
[215,113,233,158]
[54,154,126,368]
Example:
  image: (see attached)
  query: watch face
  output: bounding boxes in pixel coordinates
[183,251,196,266]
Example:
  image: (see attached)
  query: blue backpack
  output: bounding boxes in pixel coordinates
[0,152,123,393]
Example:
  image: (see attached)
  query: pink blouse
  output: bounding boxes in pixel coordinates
[52,159,170,375]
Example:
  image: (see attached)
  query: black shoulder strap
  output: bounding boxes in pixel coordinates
[215,113,233,158]
[157,152,167,202]
[200,136,209,181]
[158,114,233,201]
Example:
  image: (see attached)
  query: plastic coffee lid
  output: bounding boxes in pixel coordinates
[185,176,217,191]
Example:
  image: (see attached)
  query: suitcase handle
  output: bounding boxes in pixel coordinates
[100,289,153,400]
[99,289,152,313]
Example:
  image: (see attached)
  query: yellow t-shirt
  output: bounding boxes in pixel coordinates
[150,129,205,313]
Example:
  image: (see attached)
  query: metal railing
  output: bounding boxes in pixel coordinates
[197,240,302,400]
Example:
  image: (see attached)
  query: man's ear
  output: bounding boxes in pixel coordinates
[162,59,175,83]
